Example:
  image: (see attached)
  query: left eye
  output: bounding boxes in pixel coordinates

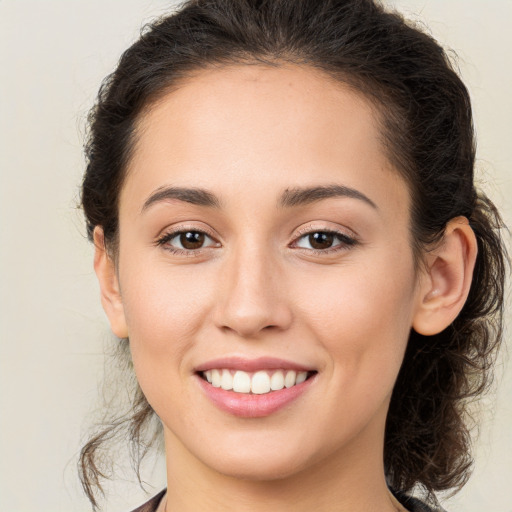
[294,231,356,251]
[158,230,218,251]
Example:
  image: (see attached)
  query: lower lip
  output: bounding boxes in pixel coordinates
[196,374,316,418]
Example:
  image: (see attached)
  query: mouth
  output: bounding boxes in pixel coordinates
[198,368,317,395]
[194,358,318,418]
[195,356,318,418]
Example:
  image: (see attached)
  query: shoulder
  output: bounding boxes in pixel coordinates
[129,489,166,512]
[393,489,448,512]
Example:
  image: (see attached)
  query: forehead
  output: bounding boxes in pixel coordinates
[123,64,409,221]
[134,64,383,162]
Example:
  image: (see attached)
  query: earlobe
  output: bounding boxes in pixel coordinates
[93,227,129,338]
[412,217,478,336]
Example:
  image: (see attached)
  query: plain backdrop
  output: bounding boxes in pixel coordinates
[0,1,510,511]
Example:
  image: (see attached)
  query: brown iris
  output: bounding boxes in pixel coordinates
[308,232,335,250]
[180,231,205,249]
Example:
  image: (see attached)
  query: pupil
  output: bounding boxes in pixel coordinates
[181,231,205,249]
[309,232,334,250]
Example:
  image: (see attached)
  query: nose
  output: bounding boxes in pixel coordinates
[213,244,293,339]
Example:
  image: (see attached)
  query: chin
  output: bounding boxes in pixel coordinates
[209,455,309,482]
[193,434,323,482]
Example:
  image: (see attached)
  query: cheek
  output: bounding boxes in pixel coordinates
[117,261,216,402]
[121,262,210,343]
[295,255,417,383]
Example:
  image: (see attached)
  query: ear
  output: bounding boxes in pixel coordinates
[93,226,129,338]
[412,217,478,336]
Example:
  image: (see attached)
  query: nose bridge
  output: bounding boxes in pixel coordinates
[214,235,292,337]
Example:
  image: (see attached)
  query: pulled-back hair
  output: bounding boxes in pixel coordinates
[80,0,507,509]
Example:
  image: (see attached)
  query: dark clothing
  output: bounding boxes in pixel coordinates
[393,489,446,512]
[130,488,444,512]
[130,490,165,512]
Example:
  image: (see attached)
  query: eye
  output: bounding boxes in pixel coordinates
[293,229,357,253]
[156,229,219,254]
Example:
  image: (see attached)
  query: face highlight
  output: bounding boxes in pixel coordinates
[106,64,425,483]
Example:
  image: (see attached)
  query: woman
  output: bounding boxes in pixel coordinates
[79,0,507,511]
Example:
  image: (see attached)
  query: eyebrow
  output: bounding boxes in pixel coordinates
[141,186,222,212]
[279,184,378,210]
[141,183,377,213]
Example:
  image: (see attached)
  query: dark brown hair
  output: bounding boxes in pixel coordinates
[80,0,507,509]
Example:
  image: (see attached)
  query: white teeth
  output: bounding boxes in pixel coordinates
[296,371,307,384]
[270,370,285,391]
[211,369,221,388]
[220,369,233,390]
[232,370,251,393]
[203,368,311,394]
[284,370,297,388]
[251,371,271,394]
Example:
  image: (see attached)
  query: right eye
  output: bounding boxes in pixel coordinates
[156,229,219,254]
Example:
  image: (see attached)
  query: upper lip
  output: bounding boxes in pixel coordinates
[194,356,316,373]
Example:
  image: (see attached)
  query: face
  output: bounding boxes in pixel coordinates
[109,64,426,481]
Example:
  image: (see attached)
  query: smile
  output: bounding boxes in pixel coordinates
[200,369,313,394]
[195,358,318,418]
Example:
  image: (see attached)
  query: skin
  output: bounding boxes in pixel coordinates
[94,64,477,511]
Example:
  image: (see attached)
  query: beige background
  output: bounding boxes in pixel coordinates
[0,1,510,511]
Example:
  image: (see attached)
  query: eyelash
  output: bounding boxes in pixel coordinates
[293,226,358,255]
[155,226,219,258]
[155,226,358,257]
